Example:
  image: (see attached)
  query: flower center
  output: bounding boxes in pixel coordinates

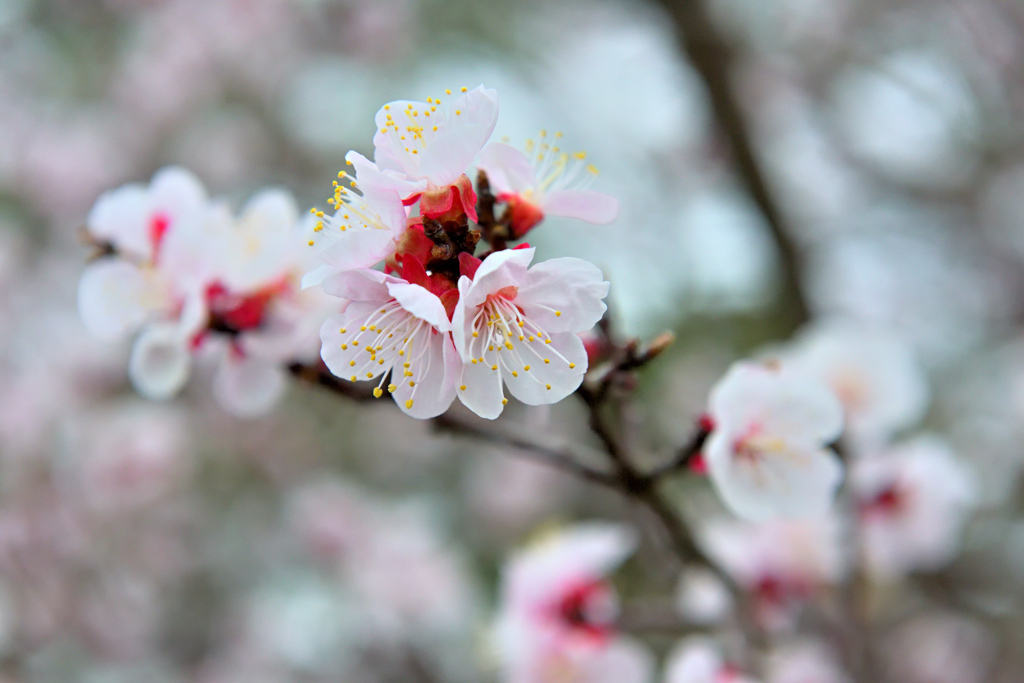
[465,293,574,396]
[336,300,437,409]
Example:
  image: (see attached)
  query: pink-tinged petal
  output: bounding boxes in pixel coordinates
[320,269,391,302]
[503,332,587,406]
[213,353,286,418]
[457,354,507,419]
[319,306,389,380]
[543,189,620,224]
[517,257,609,334]
[86,184,152,258]
[705,432,844,521]
[392,332,457,419]
[300,264,336,290]
[386,281,450,331]
[586,638,655,683]
[310,228,396,279]
[477,142,537,195]
[346,150,425,200]
[372,86,499,188]
[462,246,535,309]
[128,324,192,399]
[78,260,163,340]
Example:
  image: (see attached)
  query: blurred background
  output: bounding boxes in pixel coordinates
[2,0,1024,681]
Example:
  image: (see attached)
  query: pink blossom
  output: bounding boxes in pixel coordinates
[493,523,653,683]
[704,361,845,521]
[452,247,609,419]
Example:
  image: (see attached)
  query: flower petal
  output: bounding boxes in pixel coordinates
[386,281,451,332]
[477,142,537,195]
[392,332,458,419]
[78,260,165,340]
[128,323,192,399]
[86,184,152,258]
[544,189,620,224]
[319,306,389,381]
[213,352,287,418]
[462,246,535,309]
[705,434,844,521]
[503,332,587,406]
[457,354,507,419]
[321,269,391,302]
[517,257,609,334]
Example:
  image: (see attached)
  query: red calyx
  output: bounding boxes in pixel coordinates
[498,192,544,238]
[859,483,907,518]
[206,279,288,333]
[553,579,613,643]
[395,253,460,319]
[416,174,478,224]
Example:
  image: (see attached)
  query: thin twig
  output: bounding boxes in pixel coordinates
[656,0,810,331]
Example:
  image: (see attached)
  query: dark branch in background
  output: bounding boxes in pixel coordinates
[656,0,810,332]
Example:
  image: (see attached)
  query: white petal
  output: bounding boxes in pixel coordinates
[705,433,844,522]
[346,150,424,200]
[86,184,152,258]
[477,142,537,195]
[386,281,450,331]
[213,352,287,418]
[503,332,587,406]
[319,307,388,381]
[544,189,620,224]
[517,257,609,334]
[129,324,192,400]
[320,269,391,302]
[148,166,208,216]
[451,275,474,362]
[392,332,458,419]
[240,187,299,229]
[78,260,165,340]
[462,247,535,310]
[312,227,396,275]
[457,354,506,419]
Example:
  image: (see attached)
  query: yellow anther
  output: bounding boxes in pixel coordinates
[460,86,467,92]
[352,341,359,346]
[460,385,466,391]
[569,363,576,369]
[471,359,477,364]
[512,371,518,377]
[544,359,550,364]
[445,88,451,95]
[505,342,514,350]
[366,372,373,378]
[409,381,415,387]
[398,349,404,355]
[308,240,315,246]
[360,326,367,331]
[340,328,347,333]
[524,365,531,371]
[406,399,414,409]
[455,109,461,115]
[555,311,562,317]
[350,375,357,381]
[349,360,356,367]
[587,164,599,175]
[573,151,587,160]
[502,398,508,405]
[491,364,498,371]
[369,325,376,331]
[472,332,478,338]
[388,384,397,393]
[546,384,551,390]
[489,345,495,352]
[384,105,391,110]
[340,343,348,350]
[517,320,524,327]
[373,387,383,398]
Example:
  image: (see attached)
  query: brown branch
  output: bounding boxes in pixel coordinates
[656,0,810,332]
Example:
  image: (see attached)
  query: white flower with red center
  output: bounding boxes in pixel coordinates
[78,167,213,399]
[477,132,620,238]
[451,247,609,419]
[318,260,460,419]
[301,171,410,289]
[348,85,499,222]
[770,321,929,449]
[699,517,846,631]
[193,190,336,418]
[852,435,976,580]
[664,639,761,683]
[492,523,653,683]
[704,361,845,521]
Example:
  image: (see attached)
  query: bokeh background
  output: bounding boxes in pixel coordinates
[2,0,1024,681]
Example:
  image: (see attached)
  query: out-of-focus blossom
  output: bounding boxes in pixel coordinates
[452,247,608,419]
[477,135,619,238]
[80,169,331,417]
[699,516,846,630]
[704,361,845,521]
[664,638,760,683]
[764,640,850,683]
[674,566,734,625]
[319,266,460,419]
[770,320,929,449]
[853,436,977,580]
[492,523,653,683]
[879,613,994,683]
